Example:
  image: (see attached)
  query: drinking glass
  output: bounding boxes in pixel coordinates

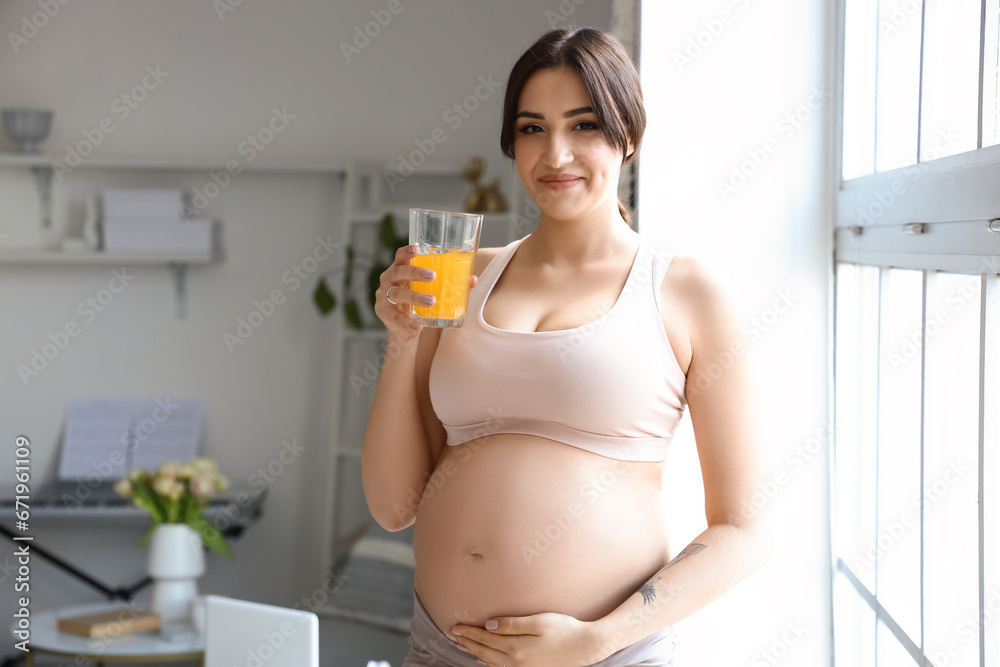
[408,208,483,328]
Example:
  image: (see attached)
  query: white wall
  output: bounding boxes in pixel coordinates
[639,1,834,665]
[0,0,612,640]
[0,0,610,176]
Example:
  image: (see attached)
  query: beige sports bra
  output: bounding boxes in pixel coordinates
[428,235,687,462]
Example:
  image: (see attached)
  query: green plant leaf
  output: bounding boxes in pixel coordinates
[191,518,234,559]
[379,213,398,250]
[345,246,355,290]
[367,265,384,311]
[132,482,166,523]
[137,520,158,548]
[174,494,185,524]
[184,498,205,525]
[345,297,363,329]
[313,277,337,316]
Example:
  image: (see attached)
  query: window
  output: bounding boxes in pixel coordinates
[833,1,1000,665]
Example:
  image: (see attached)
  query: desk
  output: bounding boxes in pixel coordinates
[0,488,264,600]
[15,602,204,666]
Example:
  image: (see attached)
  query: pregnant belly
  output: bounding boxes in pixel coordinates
[412,434,672,635]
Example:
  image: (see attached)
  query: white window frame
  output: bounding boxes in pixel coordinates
[834,0,1000,272]
[832,0,1000,665]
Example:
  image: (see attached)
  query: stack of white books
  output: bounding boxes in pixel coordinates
[101,188,218,253]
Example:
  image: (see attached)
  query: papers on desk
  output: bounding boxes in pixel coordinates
[58,397,205,481]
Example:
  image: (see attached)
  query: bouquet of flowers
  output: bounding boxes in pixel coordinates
[114,457,233,558]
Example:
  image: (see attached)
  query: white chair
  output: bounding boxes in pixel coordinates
[201,595,319,667]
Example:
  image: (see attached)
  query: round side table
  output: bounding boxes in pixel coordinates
[14,602,204,666]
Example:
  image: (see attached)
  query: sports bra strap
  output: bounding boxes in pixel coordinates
[649,244,676,319]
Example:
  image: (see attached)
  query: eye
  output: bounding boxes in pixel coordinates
[517,124,543,134]
[574,120,600,131]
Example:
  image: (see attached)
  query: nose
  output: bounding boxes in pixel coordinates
[542,131,573,168]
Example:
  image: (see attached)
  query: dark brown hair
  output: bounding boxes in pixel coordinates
[500,27,645,226]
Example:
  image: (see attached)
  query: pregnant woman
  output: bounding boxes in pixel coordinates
[363,27,770,667]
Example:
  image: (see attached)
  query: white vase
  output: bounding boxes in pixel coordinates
[147,523,205,622]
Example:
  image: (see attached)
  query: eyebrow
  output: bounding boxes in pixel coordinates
[515,106,594,120]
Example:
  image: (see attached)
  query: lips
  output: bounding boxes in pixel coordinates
[539,174,584,191]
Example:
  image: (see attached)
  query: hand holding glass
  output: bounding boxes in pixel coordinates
[409,208,483,328]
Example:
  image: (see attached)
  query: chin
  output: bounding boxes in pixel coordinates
[527,192,582,219]
[536,204,582,223]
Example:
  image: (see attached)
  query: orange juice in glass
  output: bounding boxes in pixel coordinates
[409,208,483,328]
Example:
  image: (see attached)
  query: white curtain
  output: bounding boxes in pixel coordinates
[638,1,833,665]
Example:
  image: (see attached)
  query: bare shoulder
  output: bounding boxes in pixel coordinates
[660,254,743,371]
[474,246,503,277]
[662,255,739,316]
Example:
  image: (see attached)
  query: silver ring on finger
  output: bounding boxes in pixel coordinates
[385,285,400,305]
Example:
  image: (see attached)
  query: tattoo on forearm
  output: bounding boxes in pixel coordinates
[639,575,660,604]
[666,543,708,569]
[636,543,708,605]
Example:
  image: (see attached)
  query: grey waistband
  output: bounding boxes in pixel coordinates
[402,590,675,667]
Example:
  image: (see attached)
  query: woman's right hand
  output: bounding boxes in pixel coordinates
[375,244,436,339]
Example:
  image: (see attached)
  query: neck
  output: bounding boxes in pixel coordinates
[526,199,637,264]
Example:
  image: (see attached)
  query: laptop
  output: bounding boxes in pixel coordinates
[203,595,319,667]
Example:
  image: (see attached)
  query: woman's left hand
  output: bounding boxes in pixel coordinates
[449,613,611,667]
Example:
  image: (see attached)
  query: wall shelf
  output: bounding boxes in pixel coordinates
[0,249,221,318]
[0,152,487,175]
[0,153,231,318]
[0,249,220,265]
[0,151,350,174]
